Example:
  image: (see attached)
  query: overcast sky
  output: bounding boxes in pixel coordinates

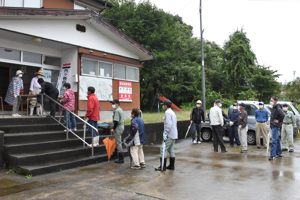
[136,0,300,83]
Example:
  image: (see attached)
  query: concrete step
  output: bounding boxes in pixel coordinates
[4,130,87,144]
[16,154,113,176]
[4,138,94,154]
[6,145,106,167]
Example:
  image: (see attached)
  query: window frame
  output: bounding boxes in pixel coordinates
[125,66,139,82]
[98,60,113,79]
[81,57,99,77]
[1,0,42,8]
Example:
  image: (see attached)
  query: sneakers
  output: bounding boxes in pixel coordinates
[268,157,275,161]
[193,140,197,144]
[289,149,294,153]
[12,113,21,117]
[240,150,248,153]
[197,140,201,144]
[73,128,77,132]
[131,165,141,170]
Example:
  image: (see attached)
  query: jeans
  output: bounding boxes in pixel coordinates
[270,127,282,158]
[229,125,240,146]
[87,120,98,137]
[191,122,201,141]
[64,111,76,130]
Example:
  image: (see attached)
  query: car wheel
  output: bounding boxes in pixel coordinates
[247,131,256,145]
[201,129,212,142]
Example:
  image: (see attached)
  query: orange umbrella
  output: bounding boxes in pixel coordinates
[103,137,116,161]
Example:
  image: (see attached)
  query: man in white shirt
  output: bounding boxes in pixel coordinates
[209,99,227,153]
[155,100,178,171]
[29,68,43,116]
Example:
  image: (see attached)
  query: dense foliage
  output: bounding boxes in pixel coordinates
[103,0,280,109]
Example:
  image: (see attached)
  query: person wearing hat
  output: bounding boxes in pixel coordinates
[155,100,178,171]
[255,102,269,149]
[238,103,248,153]
[29,68,44,116]
[209,99,227,153]
[5,70,24,117]
[228,103,241,147]
[110,99,125,163]
[190,100,205,144]
[281,104,296,152]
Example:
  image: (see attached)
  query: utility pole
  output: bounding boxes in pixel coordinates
[199,0,206,112]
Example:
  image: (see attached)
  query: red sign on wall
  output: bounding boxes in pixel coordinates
[119,81,132,102]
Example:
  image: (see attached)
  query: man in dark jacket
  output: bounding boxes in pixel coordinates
[229,103,241,147]
[269,96,285,160]
[38,78,59,117]
[190,100,205,144]
[238,103,248,153]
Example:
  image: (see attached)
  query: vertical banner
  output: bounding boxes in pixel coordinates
[43,69,52,83]
[56,63,71,96]
[119,81,132,102]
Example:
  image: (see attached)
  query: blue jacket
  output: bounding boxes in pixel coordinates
[131,117,145,145]
[255,109,269,123]
[229,110,240,126]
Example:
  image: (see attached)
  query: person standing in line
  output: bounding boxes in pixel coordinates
[228,103,241,147]
[269,96,285,161]
[29,68,43,116]
[209,99,227,153]
[111,99,125,164]
[37,78,59,117]
[255,102,269,149]
[5,70,24,117]
[238,103,248,153]
[190,100,205,144]
[281,104,296,152]
[60,83,77,132]
[155,100,178,171]
[85,86,100,147]
[129,108,146,169]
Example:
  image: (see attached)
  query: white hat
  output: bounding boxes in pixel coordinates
[16,70,23,76]
[196,100,202,104]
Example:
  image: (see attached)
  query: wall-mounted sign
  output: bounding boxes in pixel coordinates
[43,69,52,83]
[119,81,132,102]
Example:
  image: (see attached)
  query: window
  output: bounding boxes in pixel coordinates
[2,0,41,7]
[126,67,139,81]
[23,51,42,64]
[82,58,98,76]
[74,3,86,10]
[0,47,21,61]
[99,61,112,78]
[113,64,126,79]
[44,56,61,67]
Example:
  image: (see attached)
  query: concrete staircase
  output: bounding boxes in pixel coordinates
[0,117,114,176]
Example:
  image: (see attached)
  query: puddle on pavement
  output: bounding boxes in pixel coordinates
[273,170,300,181]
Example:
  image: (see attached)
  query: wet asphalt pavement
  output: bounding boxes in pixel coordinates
[1,139,300,200]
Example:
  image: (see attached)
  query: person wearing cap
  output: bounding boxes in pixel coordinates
[269,96,285,160]
[255,102,269,149]
[155,100,178,171]
[190,100,205,144]
[29,68,44,116]
[238,103,248,153]
[110,99,125,163]
[37,78,59,117]
[5,70,24,117]
[209,99,227,153]
[228,103,241,147]
[281,104,296,152]
[85,86,100,147]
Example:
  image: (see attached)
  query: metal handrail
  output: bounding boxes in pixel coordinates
[41,93,112,157]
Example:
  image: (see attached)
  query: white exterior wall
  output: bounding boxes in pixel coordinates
[61,48,78,92]
[0,19,139,60]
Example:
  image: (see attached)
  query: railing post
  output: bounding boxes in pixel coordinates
[66,111,69,140]
[41,94,44,116]
[83,123,86,147]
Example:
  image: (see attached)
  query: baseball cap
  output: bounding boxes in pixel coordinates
[162,100,172,106]
[110,99,120,105]
[196,100,202,104]
[16,70,23,76]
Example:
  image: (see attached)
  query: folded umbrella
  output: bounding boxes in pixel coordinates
[103,137,117,161]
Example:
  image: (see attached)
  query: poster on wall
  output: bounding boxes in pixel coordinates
[43,69,52,83]
[56,63,71,96]
[79,76,113,101]
[119,81,132,102]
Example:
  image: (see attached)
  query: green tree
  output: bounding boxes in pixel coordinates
[283,78,300,103]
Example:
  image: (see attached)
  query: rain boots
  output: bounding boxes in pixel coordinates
[115,152,124,164]
[166,157,175,170]
[155,158,167,171]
